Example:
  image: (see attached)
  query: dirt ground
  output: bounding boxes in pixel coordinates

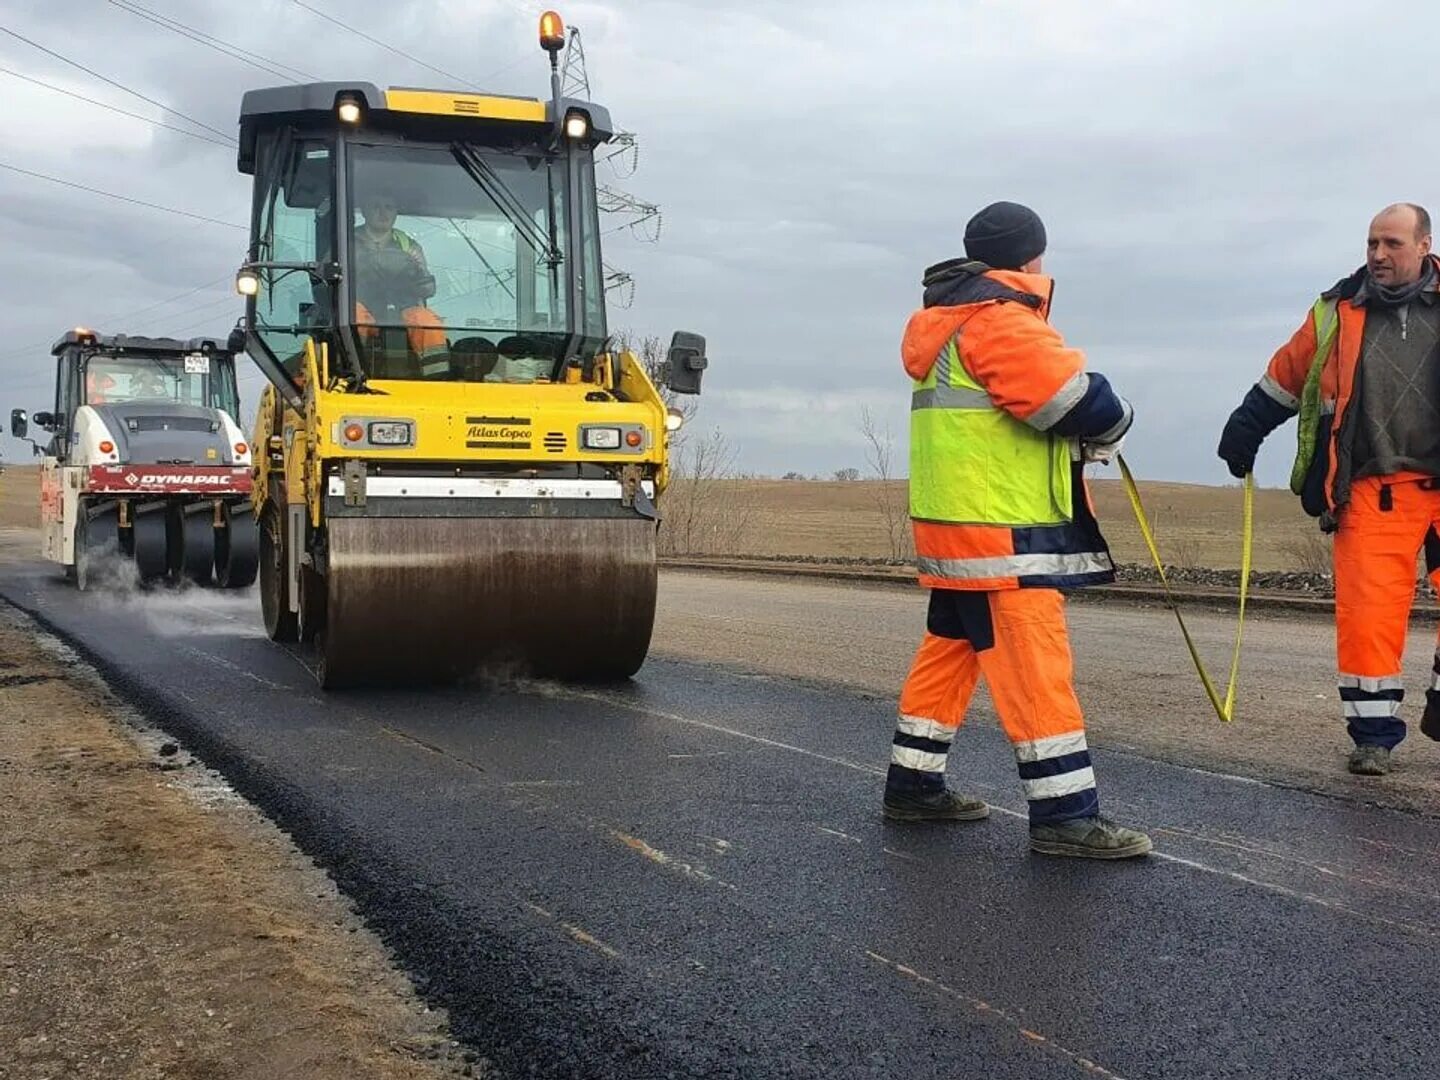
[0,604,481,1079]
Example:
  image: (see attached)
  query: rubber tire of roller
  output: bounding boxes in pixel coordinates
[168,507,215,586]
[259,505,298,642]
[297,564,326,645]
[131,510,169,584]
[215,504,260,589]
[74,504,119,593]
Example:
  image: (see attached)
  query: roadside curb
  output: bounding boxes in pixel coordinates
[658,557,1440,622]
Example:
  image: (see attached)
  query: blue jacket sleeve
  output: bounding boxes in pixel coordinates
[1217,382,1295,476]
[1048,372,1132,442]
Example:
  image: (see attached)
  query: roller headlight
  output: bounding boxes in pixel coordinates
[368,421,413,445]
[583,427,621,449]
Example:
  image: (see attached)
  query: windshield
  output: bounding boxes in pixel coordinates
[346,141,606,382]
[83,354,239,416]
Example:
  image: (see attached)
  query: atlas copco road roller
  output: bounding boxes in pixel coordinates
[9,330,259,591]
[230,10,708,688]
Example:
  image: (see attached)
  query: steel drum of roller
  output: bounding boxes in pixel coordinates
[315,514,657,688]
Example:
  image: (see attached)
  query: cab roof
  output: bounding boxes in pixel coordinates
[51,331,230,358]
[236,82,615,173]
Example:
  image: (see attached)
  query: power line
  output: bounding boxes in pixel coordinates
[0,161,246,230]
[289,0,479,89]
[0,24,234,143]
[0,65,234,148]
[0,276,236,366]
[107,0,317,84]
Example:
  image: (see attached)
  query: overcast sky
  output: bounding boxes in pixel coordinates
[1,0,1437,488]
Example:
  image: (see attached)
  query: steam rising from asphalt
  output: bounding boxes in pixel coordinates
[81,546,264,640]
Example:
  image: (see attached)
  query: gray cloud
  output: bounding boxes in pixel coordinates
[2,0,1438,493]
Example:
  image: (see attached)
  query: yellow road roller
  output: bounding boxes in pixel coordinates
[229,11,707,688]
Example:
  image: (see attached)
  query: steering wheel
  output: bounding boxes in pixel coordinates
[354,245,436,317]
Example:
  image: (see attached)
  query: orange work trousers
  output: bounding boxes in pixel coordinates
[887,587,1098,824]
[354,302,449,375]
[1333,474,1440,749]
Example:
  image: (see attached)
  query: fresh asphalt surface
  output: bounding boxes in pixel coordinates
[4,560,1440,1080]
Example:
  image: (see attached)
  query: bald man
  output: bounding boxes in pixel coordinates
[1218,203,1440,775]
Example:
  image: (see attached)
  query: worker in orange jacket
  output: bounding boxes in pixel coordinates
[352,192,449,376]
[883,201,1152,859]
[1219,203,1440,775]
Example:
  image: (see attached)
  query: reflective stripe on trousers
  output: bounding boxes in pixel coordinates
[886,588,1099,824]
[1334,476,1440,749]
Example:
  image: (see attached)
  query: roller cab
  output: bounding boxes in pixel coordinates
[233,12,708,687]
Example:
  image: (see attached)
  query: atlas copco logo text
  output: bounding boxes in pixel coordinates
[467,425,530,440]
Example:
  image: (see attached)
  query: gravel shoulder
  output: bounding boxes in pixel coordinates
[0,595,480,1079]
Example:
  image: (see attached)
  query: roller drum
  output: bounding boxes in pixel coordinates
[316,516,657,688]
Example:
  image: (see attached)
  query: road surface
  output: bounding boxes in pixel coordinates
[3,555,1440,1079]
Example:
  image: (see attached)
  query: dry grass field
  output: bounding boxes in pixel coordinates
[662,475,1324,573]
[0,464,1329,572]
[0,463,41,529]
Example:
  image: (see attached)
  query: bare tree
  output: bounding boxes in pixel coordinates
[657,426,753,556]
[609,329,749,556]
[833,467,860,482]
[859,404,911,562]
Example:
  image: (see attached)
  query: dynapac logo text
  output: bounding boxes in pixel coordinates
[134,474,236,485]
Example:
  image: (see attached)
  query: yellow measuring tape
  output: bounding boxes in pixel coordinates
[1115,455,1254,723]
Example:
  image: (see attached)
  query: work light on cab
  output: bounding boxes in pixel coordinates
[564,111,589,140]
[336,94,362,124]
[235,268,260,297]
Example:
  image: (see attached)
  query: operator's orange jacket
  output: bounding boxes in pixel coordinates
[1247,254,1440,517]
[902,261,1133,591]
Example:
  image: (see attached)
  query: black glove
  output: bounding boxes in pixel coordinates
[1218,383,1292,479]
[1217,417,1258,479]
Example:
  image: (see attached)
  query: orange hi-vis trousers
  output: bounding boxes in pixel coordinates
[354,302,449,376]
[888,588,1099,824]
[1334,474,1440,750]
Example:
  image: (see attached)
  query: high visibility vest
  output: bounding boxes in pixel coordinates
[1288,296,1341,495]
[910,338,1071,527]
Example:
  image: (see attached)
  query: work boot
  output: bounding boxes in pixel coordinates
[1347,744,1392,776]
[1421,699,1440,742]
[883,788,990,822]
[1029,815,1153,859]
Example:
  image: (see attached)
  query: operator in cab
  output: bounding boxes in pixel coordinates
[350,188,450,378]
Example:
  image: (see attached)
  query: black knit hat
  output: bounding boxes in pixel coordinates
[963,201,1047,270]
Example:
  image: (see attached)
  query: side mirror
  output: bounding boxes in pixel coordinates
[10,408,27,439]
[663,331,708,395]
[32,411,55,431]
